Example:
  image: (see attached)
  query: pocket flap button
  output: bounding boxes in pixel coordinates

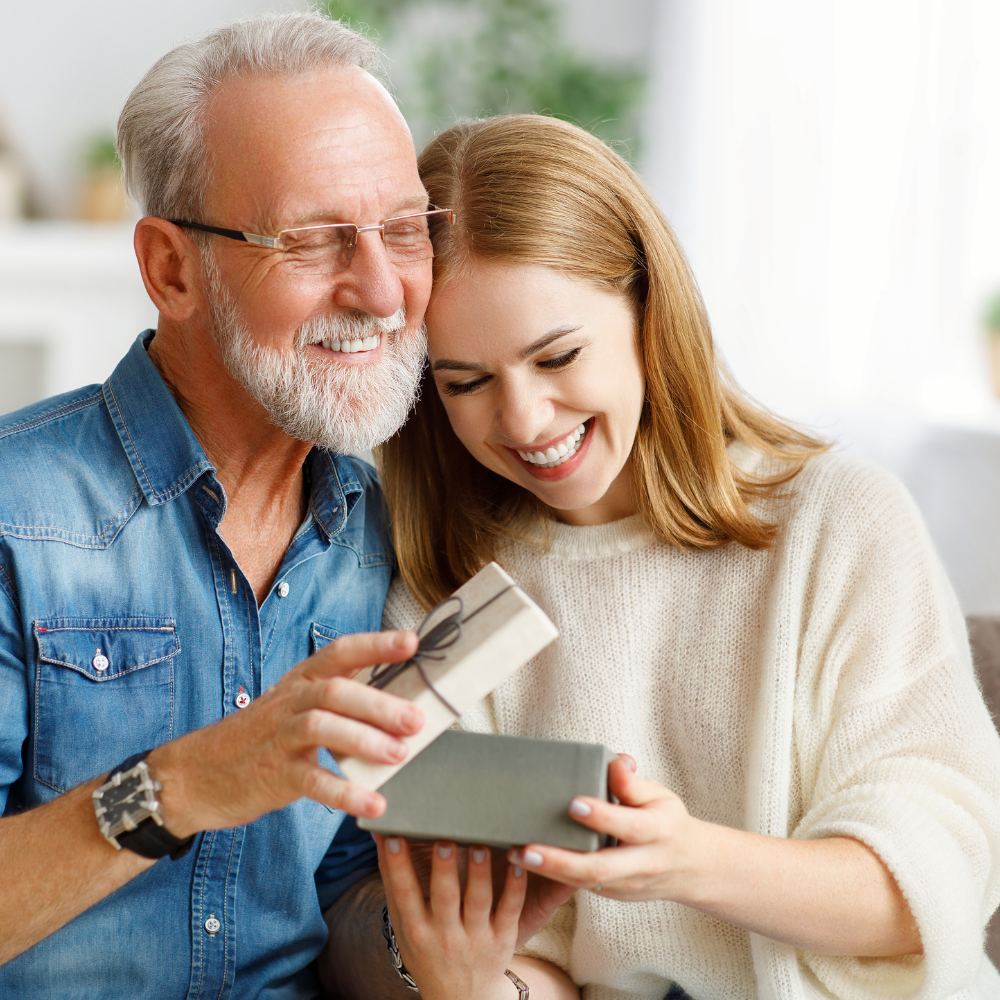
[92,652,110,672]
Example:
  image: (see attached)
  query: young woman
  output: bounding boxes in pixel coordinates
[372,114,1000,1000]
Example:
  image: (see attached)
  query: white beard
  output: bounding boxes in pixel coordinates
[203,254,426,454]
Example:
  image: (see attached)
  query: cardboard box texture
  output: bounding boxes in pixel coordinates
[359,730,618,851]
[338,562,558,790]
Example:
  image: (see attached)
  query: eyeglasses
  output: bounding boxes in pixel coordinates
[167,206,453,276]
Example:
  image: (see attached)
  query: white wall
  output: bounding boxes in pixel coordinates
[642,0,1000,435]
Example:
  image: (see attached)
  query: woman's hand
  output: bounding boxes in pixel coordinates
[510,756,703,902]
[377,835,527,1000]
[510,757,922,957]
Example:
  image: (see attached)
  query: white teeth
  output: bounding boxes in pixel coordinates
[322,334,381,355]
[518,422,590,469]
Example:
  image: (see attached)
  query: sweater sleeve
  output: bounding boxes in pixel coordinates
[786,459,1000,1000]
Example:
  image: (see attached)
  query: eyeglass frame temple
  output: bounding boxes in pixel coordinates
[167,207,453,252]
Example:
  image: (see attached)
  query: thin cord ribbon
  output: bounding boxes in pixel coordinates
[368,584,517,717]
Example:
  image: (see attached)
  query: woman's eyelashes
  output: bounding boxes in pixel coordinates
[536,346,582,370]
[439,347,583,397]
[441,374,492,396]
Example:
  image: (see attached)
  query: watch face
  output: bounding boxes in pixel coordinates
[93,761,162,842]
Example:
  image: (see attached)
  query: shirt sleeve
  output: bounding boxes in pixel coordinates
[788,462,1000,999]
[0,555,27,815]
[315,813,380,913]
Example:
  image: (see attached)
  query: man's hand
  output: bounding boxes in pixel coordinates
[149,629,422,837]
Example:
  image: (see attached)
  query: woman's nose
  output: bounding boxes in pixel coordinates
[497,384,556,447]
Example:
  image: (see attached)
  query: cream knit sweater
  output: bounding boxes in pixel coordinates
[383,449,1000,1000]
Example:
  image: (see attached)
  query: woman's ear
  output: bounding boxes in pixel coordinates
[133,217,206,323]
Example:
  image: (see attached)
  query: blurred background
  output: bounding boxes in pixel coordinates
[2,0,1000,619]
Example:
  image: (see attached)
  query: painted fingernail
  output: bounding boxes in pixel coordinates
[472,848,487,865]
[569,798,592,818]
[513,865,524,877]
[436,843,453,859]
[508,850,523,865]
[387,837,401,854]
[522,849,543,867]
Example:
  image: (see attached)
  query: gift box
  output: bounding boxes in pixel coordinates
[359,729,617,851]
[339,562,558,790]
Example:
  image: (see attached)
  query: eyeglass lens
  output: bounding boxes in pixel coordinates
[280,211,451,275]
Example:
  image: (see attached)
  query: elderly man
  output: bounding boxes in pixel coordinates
[0,12,441,997]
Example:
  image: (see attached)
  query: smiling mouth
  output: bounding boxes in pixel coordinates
[320,333,382,355]
[516,421,589,469]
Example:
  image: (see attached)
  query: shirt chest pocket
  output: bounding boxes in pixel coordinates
[33,617,179,794]
[310,621,344,655]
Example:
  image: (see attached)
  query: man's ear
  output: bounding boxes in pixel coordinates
[134,217,206,323]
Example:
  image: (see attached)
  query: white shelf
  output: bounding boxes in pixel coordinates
[0,221,157,412]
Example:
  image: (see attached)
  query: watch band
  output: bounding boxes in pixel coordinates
[94,751,195,861]
[117,813,195,860]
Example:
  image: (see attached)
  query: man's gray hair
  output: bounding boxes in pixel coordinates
[117,11,381,220]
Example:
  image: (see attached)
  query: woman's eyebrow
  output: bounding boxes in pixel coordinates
[431,325,583,373]
[520,325,582,359]
[431,358,486,373]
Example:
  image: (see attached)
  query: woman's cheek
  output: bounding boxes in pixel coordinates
[442,399,490,463]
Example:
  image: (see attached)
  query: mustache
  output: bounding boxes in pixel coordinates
[294,306,408,349]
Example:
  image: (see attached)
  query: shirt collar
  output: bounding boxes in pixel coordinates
[307,448,364,539]
[104,331,364,532]
[104,331,213,507]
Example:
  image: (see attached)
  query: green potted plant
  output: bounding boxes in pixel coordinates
[79,133,126,222]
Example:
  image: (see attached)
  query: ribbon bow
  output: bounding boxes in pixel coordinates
[368,595,466,716]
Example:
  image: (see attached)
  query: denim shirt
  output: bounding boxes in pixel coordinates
[0,333,391,999]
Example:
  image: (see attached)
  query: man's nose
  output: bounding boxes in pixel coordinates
[332,229,406,318]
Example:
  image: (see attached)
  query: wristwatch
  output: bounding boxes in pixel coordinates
[382,904,529,998]
[92,752,195,860]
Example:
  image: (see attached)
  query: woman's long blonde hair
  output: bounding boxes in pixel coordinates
[377,114,826,608]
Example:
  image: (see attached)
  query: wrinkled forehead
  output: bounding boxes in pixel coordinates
[202,65,426,230]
